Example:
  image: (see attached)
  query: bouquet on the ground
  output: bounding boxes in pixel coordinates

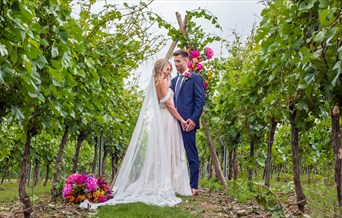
[187,47,215,97]
[62,173,113,204]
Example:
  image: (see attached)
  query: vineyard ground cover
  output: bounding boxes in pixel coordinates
[0,177,339,217]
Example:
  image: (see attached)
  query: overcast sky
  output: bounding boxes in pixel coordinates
[82,0,265,88]
[135,0,265,88]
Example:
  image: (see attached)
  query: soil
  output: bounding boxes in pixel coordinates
[0,187,301,218]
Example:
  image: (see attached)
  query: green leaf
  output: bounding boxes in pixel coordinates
[0,44,8,56]
[59,30,68,44]
[48,67,63,82]
[19,3,33,22]
[28,38,40,49]
[298,0,316,11]
[11,106,25,121]
[0,68,4,84]
[331,61,341,86]
[304,73,314,84]
[314,30,325,43]
[23,55,33,75]
[297,101,309,112]
[37,55,48,69]
[51,45,59,58]
[325,27,338,43]
[319,9,330,26]
[31,71,41,84]
[10,46,18,63]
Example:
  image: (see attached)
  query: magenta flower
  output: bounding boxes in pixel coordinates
[205,47,214,59]
[66,173,80,184]
[98,196,107,202]
[97,178,108,186]
[187,60,193,68]
[85,177,98,192]
[203,81,208,89]
[75,174,87,184]
[191,50,200,58]
[62,184,73,198]
[197,64,203,70]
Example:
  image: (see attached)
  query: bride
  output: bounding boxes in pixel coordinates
[81,59,192,209]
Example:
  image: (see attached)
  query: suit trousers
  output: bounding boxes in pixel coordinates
[180,128,199,189]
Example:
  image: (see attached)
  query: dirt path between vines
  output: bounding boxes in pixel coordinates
[178,188,271,217]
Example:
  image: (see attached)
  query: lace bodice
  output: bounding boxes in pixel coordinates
[159,88,174,109]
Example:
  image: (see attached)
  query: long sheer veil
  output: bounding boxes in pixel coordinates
[80,78,181,209]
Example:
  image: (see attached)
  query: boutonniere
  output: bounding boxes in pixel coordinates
[183,72,192,83]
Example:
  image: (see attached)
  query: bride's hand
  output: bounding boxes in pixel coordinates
[181,119,187,131]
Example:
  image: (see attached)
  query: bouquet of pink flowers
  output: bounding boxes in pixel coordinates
[187,47,214,96]
[62,173,112,204]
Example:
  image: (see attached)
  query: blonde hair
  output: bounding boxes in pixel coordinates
[153,59,172,86]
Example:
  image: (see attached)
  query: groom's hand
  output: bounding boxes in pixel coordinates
[185,119,196,132]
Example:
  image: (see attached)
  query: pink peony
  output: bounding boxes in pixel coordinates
[197,64,203,70]
[66,173,80,184]
[85,177,98,192]
[62,184,73,198]
[98,196,107,202]
[191,50,200,58]
[205,47,214,59]
[203,81,208,89]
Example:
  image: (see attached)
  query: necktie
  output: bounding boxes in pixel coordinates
[175,74,184,102]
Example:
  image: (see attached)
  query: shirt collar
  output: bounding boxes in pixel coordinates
[179,69,190,76]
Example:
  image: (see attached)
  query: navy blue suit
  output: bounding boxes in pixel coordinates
[171,72,205,189]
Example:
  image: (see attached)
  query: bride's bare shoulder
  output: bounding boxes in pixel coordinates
[157,79,168,89]
[156,79,170,97]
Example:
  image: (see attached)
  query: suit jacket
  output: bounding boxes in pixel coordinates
[171,72,205,129]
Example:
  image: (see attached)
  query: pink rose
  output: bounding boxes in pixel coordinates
[75,174,87,184]
[191,50,200,58]
[62,184,73,198]
[205,47,214,59]
[187,60,193,68]
[197,64,203,70]
[203,81,208,89]
[66,173,80,184]
[184,72,190,77]
[98,196,107,203]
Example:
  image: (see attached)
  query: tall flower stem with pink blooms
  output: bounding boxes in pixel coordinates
[187,47,215,99]
[187,46,227,189]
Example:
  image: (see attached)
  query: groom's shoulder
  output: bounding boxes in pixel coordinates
[192,72,200,77]
[191,72,203,79]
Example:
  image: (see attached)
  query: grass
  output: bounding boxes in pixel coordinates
[303,180,339,217]
[223,173,339,217]
[1,176,340,217]
[0,180,52,202]
[0,180,198,217]
[96,203,197,218]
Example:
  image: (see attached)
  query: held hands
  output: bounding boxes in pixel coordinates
[181,119,196,132]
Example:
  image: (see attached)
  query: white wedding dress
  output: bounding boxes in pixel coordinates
[80,79,191,210]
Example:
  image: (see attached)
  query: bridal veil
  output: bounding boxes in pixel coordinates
[80,78,182,209]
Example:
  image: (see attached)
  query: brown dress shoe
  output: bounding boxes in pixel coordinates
[191,188,199,196]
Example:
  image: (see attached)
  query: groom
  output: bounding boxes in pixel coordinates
[171,49,205,196]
